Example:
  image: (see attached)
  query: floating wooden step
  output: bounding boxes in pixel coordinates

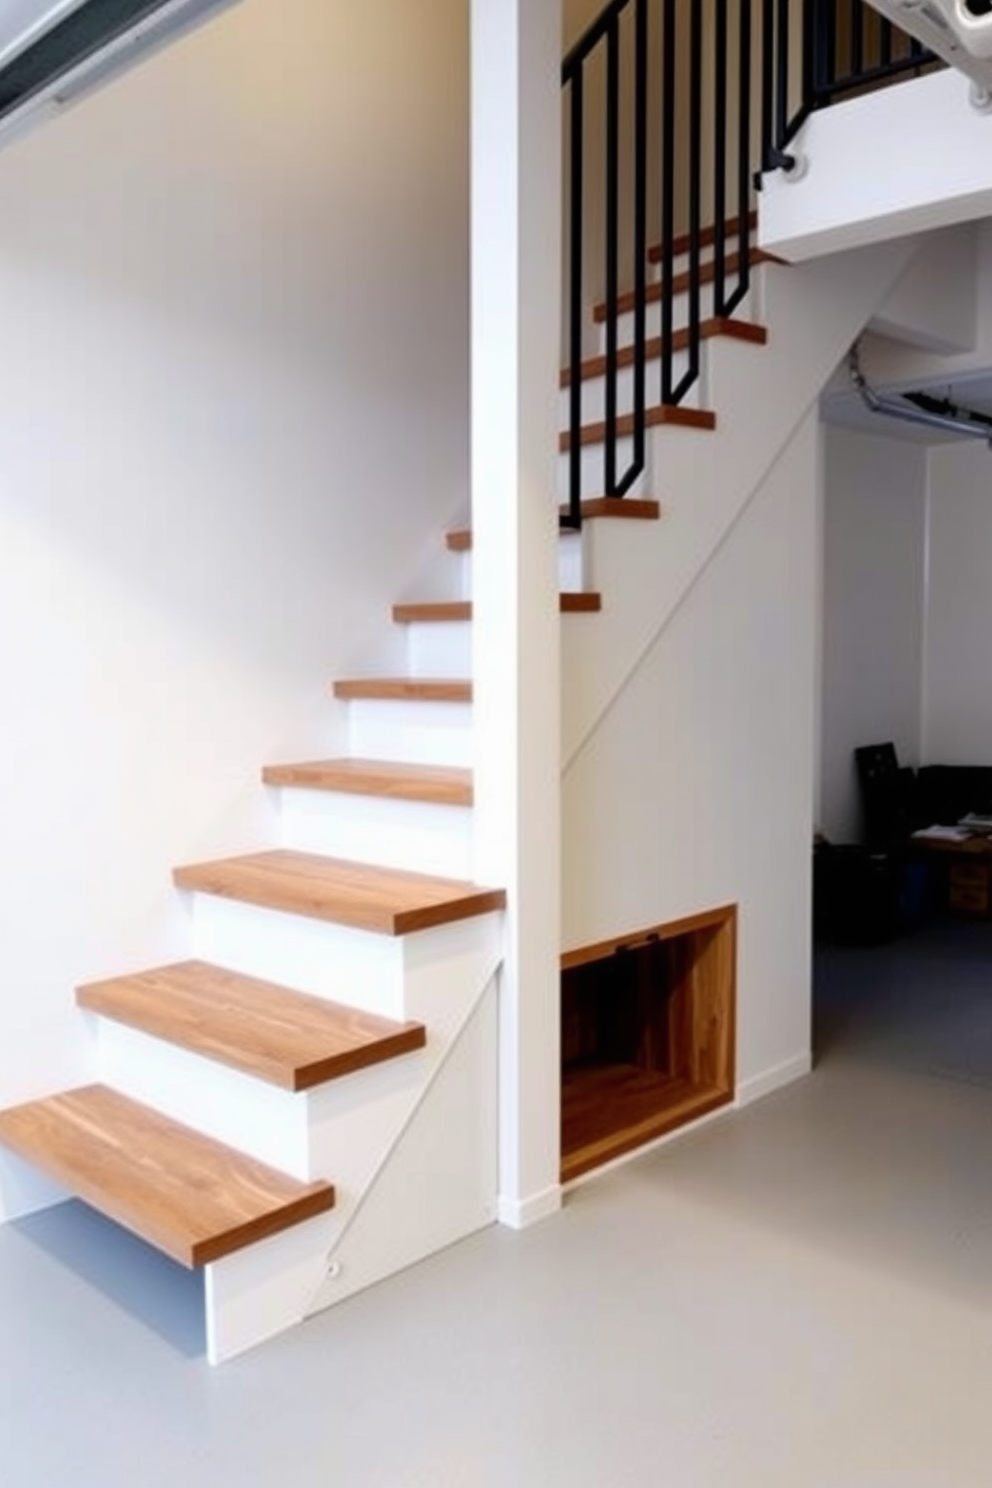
[560,592,602,613]
[78,961,426,1092]
[646,209,758,265]
[392,600,472,623]
[332,677,471,703]
[560,404,716,454]
[392,596,601,622]
[0,1085,335,1267]
[593,248,779,324]
[446,499,660,551]
[173,850,506,935]
[262,758,474,806]
[560,317,767,388]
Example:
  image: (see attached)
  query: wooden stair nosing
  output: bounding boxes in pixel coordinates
[561,498,661,522]
[393,595,602,621]
[447,499,661,551]
[560,403,716,454]
[646,209,759,265]
[77,961,427,1093]
[173,849,506,936]
[593,248,779,324]
[392,600,472,623]
[0,1084,335,1268]
[560,317,767,388]
[560,591,602,613]
[332,677,471,703]
[262,758,474,807]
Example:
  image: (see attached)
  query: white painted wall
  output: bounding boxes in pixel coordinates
[868,223,978,356]
[0,0,469,1219]
[818,426,928,842]
[859,220,992,394]
[563,412,820,1099]
[923,441,992,763]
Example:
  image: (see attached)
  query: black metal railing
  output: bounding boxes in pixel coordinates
[763,0,935,171]
[561,0,936,531]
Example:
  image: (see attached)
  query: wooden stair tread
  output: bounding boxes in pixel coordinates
[332,677,471,702]
[562,498,661,521]
[560,317,767,387]
[560,404,716,453]
[173,849,506,935]
[560,592,602,613]
[77,961,426,1092]
[593,248,778,323]
[392,600,472,623]
[446,500,660,551]
[393,596,601,621]
[646,209,758,264]
[262,758,474,806]
[0,1085,335,1268]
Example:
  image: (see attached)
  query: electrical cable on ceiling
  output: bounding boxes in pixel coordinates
[847,342,992,446]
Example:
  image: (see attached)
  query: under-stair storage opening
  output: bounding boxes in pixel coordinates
[560,905,736,1182]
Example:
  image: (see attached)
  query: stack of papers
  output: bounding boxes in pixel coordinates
[958,813,992,835]
[911,824,973,843]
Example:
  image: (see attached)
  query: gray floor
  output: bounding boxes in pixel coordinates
[6,921,992,1487]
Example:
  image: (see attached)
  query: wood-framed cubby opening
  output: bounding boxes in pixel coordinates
[560,904,737,1182]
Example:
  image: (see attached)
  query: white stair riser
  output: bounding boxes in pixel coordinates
[558,531,584,589]
[605,284,756,349]
[187,894,404,1021]
[556,438,650,506]
[275,788,473,878]
[91,1014,431,1184]
[403,618,472,678]
[559,351,698,428]
[452,549,471,601]
[93,1018,313,1177]
[345,698,472,766]
[185,890,503,1022]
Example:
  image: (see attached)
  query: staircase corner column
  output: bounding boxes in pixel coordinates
[470,0,563,1227]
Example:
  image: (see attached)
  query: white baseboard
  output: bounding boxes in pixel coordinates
[736,1051,812,1108]
[497,1184,562,1229]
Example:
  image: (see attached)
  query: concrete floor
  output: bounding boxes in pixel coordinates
[5,920,992,1486]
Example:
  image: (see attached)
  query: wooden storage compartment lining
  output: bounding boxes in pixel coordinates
[949,861,990,915]
[561,905,736,1182]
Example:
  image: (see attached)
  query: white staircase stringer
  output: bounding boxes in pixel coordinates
[201,917,503,1363]
[562,236,919,765]
[304,912,503,1235]
[306,972,499,1317]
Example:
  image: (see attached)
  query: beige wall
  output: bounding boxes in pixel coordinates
[0,0,469,1217]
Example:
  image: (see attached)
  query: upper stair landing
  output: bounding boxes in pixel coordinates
[760,69,992,263]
